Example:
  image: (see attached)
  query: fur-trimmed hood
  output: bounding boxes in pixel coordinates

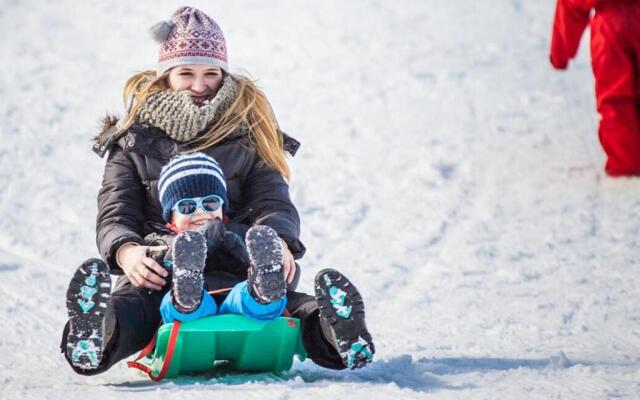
[94,114,120,141]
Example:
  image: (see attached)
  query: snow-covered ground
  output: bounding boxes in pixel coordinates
[1,0,639,398]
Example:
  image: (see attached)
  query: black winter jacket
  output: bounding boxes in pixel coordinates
[94,121,305,274]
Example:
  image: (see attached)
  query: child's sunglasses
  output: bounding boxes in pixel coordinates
[172,194,224,216]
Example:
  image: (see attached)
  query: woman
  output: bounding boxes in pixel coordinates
[60,6,374,376]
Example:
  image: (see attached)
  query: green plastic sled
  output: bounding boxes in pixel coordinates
[128,314,307,380]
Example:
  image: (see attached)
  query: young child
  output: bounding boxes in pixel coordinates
[63,152,374,372]
[550,0,640,176]
[155,152,288,323]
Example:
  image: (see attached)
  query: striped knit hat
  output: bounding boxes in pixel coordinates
[158,152,228,221]
[150,6,228,76]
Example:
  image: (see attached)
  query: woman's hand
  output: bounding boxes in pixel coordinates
[279,238,296,284]
[117,243,169,291]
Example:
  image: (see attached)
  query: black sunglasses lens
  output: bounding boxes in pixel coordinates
[202,196,222,212]
[177,199,197,215]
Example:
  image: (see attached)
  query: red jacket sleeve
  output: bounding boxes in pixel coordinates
[549,0,594,69]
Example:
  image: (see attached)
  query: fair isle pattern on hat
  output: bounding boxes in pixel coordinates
[157,7,228,75]
[158,152,228,221]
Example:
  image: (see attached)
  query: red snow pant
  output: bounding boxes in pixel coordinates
[591,3,640,176]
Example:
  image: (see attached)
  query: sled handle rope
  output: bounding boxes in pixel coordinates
[127,320,181,381]
[126,288,232,381]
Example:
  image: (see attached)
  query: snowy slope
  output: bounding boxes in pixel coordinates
[1,0,639,399]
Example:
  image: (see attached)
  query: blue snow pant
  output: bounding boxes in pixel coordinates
[160,281,287,323]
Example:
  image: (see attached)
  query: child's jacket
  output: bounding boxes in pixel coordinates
[144,220,250,279]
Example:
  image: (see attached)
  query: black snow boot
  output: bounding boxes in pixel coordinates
[172,231,208,313]
[314,268,375,369]
[65,258,111,369]
[246,225,286,304]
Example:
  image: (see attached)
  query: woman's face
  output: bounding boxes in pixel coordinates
[167,65,223,106]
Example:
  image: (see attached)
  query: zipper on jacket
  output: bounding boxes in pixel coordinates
[142,179,153,197]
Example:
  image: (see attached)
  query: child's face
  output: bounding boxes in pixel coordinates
[170,196,224,232]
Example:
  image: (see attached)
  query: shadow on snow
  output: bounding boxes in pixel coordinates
[104,352,585,393]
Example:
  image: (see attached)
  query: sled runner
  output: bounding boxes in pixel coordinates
[127,313,306,381]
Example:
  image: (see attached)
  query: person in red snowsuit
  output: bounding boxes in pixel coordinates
[550,0,640,177]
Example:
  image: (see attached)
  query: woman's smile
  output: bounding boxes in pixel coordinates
[191,95,210,106]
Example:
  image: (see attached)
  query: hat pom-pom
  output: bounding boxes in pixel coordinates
[150,20,174,43]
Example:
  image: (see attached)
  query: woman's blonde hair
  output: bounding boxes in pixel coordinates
[116,70,290,179]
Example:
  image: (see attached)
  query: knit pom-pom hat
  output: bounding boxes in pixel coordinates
[158,152,228,222]
[151,6,228,75]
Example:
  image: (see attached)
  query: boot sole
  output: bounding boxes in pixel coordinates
[65,258,111,369]
[246,225,285,303]
[172,231,208,312]
[314,268,374,369]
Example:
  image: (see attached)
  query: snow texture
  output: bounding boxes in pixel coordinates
[1,0,639,399]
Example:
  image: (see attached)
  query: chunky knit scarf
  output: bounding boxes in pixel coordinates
[136,75,238,142]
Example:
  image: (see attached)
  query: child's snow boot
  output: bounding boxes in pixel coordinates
[246,225,286,304]
[314,268,375,369]
[172,231,208,313]
[65,258,111,369]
